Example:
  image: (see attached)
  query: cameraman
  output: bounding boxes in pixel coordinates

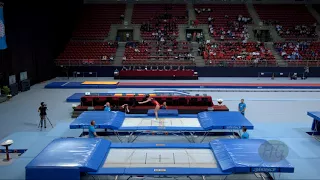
[38,102,47,129]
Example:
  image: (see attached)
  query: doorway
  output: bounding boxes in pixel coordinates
[254,29,272,42]
[116,29,134,42]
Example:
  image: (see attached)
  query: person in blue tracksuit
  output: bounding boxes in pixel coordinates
[104,102,111,111]
[241,127,249,139]
[88,120,98,138]
[238,99,246,116]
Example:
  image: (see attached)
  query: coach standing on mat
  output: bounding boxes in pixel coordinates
[238,99,246,116]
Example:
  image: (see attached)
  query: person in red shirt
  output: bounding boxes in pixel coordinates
[194,19,199,27]
[138,95,160,120]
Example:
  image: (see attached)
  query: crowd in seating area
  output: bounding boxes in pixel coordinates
[201,41,275,66]
[134,4,187,41]
[122,41,195,66]
[193,5,252,41]
[254,4,317,40]
[274,41,320,60]
[57,41,118,65]
[140,17,179,41]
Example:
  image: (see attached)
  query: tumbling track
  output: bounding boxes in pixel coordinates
[45,81,320,89]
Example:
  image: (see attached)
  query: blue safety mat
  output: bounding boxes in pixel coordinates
[25,138,111,180]
[67,93,111,102]
[25,138,294,179]
[70,111,254,131]
[307,111,320,121]
[70,111,125,129]
[307,111,320,131]
[198,111,254,130]
[210,139,294,173]
[147,109,179,116]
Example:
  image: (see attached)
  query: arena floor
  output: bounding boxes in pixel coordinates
[0,77,320,179]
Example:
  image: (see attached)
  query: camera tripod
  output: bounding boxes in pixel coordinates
[38,116,54,130]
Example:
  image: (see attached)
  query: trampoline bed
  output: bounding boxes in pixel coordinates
[70,111,254,142]
[25,138,294,180]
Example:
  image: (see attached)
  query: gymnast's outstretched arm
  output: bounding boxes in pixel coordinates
[138,98,151,104]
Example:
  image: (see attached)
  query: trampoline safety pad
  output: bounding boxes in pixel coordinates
[103,148,217,168]
[122,118,201,127]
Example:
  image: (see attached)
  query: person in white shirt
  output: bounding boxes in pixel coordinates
[208,16,212,24]
[126,33,130,41]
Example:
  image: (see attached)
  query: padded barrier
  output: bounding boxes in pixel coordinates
[210,139,294,173]
[70,111,125,129]
[198,111,254,130]
[308,111,320,121]
[307,111,320,131]
[147,109,179,116]
[80,95,214,107]
[25,138,111,180]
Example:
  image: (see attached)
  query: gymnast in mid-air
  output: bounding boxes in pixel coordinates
[138,94,160,120]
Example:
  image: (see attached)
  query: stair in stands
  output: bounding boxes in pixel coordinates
[192,42,206,66]
[307,4,320,25]
[113,42,126,66]
[124,3,134,25]
[187,3,196,22]
[265,42,287,67]
[246,3,261,25]
[178,25,188,41]
[268,26,285,42]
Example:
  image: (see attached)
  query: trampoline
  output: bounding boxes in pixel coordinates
[25,138,294,180]
[69,111,254,142]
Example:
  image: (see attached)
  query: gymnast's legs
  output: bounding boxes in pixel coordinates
[154,104,160,120]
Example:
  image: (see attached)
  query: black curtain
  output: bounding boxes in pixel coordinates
[0,0,83,86]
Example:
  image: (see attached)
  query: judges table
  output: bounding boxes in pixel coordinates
[115,70,198,80]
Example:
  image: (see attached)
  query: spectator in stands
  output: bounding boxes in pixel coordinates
[208,16,212,24]
[120,14,124,21]
[220,35,225,41]
[238,99,246,116]
[196,32,201,42]
[241,127,249,139]
[187,33,191,41]
[122,56,126,61]
[194,19,199,27]
[126,33,130,41]
[102,56,107,60]
[109,56,114,61]
[88,120,98,138]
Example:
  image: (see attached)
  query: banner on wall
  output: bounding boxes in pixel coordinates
[0,3,7,50]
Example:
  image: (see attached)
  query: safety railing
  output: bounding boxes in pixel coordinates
[55,59,113,66]
[204,60,275,67]
[284,60,320,67]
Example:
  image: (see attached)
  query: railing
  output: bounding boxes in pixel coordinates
[55,59,113,66]
[284,60,320,67]
[204,60,275,67]
[56,59,320,67]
